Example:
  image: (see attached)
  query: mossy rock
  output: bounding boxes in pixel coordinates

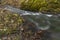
[0,0,24,8]
[0,9,23,35]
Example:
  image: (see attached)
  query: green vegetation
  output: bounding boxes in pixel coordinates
[20,0,60,14]
[0,0,60,14]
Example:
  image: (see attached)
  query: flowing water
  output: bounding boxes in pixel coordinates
[0,5,60,40]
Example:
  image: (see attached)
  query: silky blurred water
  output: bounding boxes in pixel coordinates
[0,5,60,40]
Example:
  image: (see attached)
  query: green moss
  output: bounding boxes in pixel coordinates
[0,9,23,35]
[20,0,60,14]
